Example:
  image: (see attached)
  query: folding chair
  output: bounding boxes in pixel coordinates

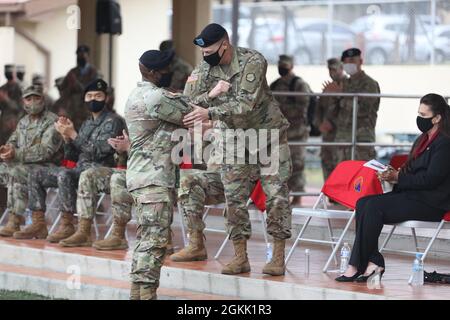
[286,160,384,273]
[380,212,450,264]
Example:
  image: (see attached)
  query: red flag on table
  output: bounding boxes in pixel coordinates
[322,160,383,210]
[250,180,266,211]
[444,212,450,222]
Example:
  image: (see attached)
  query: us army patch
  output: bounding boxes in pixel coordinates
[104,121,113,131]
[246,73,256,83]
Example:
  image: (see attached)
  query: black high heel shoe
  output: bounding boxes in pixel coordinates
[355,268,385,283]
[335,271,362,282]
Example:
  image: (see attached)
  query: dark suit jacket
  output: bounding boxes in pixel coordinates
[396,133,450,212]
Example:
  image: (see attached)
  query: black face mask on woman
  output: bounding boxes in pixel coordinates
[203,42,226,67]
[416,116,434,133]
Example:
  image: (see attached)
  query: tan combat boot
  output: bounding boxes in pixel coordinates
[47,212,75,243]
[221,239,251,275]
[170,230,207,262]
[59,218,92,247]
[130,283,140,300]
[13,211,48,239]
[262,239,286,276]
[92,218,128,250]
[0,213,25,237]
[140,285,157,300]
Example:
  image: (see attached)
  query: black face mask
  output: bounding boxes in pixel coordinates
[77,57,87,68]
[16,72,25,82]
[158,72,173,88]
[416,116,434,133]
[88,100,105,113]
[5,72,13,81]
[278,66,289,77]
[203,43,225,67]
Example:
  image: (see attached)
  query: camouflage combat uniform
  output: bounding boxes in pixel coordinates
[335,71,380,162]
[270,74,311,193]
[0,81,24,145]
[184,47,292,241]
[28,110,126,215]
[315,80,343,181]
[169,56,193,91]
[125,81,192,290]
[0,110,63,217]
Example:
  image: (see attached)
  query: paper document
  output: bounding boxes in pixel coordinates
[363,159,388,172]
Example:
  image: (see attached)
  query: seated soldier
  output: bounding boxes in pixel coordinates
[59,130,131,248]
[13,79,126,242]
[0,85,63,237]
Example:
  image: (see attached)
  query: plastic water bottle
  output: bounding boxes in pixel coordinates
[305,249,310,275]
[410,253,424,286]
[25,209,32,226]
[340,242,351,274]
[266,243,273,263]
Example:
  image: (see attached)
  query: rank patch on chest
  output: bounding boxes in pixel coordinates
[246,73,256,83]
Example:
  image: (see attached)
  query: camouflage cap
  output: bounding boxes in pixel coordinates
[23,85,44,98]
[16,65,26,73]
[278,54,294,66]
[327,58,342,69]
[341,48,361,61]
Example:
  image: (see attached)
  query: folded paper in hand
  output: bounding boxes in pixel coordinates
[363,159,388,172]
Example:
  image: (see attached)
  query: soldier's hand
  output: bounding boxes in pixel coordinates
[208,80,231,99]
[183,106,209,128]
[108,135,130,154]
[0,144,15,161]
[323,81,343,93]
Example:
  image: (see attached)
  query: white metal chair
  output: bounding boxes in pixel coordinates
[286,160,384,273]
[380,213,450,263]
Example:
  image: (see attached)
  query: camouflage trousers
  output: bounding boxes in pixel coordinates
[335,145,376,164]
[77,167,133,222]
[287,128,307,192]
[130,186,174,288]
[320,132,338,181]
[28,165,88,214]
[0,162,54,216]
[178,169,225,232]
[221,140,293,241]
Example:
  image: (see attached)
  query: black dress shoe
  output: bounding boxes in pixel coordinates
[335,272,362,282]
[355,269,385,283]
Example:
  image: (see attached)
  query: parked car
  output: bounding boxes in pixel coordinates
[351,14,448,64]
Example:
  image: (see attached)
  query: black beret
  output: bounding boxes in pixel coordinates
[84,78,108,95]
[341,48,361,61]
[76,45,90,54]
[193,23,227,47]
[139,50,174,71]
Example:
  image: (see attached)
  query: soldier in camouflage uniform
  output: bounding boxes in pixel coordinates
[325,48,380,163]
[270,55,311,205]
[15,79,126,243]
[183,23,292,277]
[0,85,63,237]
[159,40,194,91]
[315,58,348,181]
[51,71,90,131]
[60,130,132,249]
[125,50,195,300]
[0,65,24,145]
[62,45,99,90]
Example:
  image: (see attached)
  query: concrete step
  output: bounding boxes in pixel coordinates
[0,263,235,300]
[0,243,388,300]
